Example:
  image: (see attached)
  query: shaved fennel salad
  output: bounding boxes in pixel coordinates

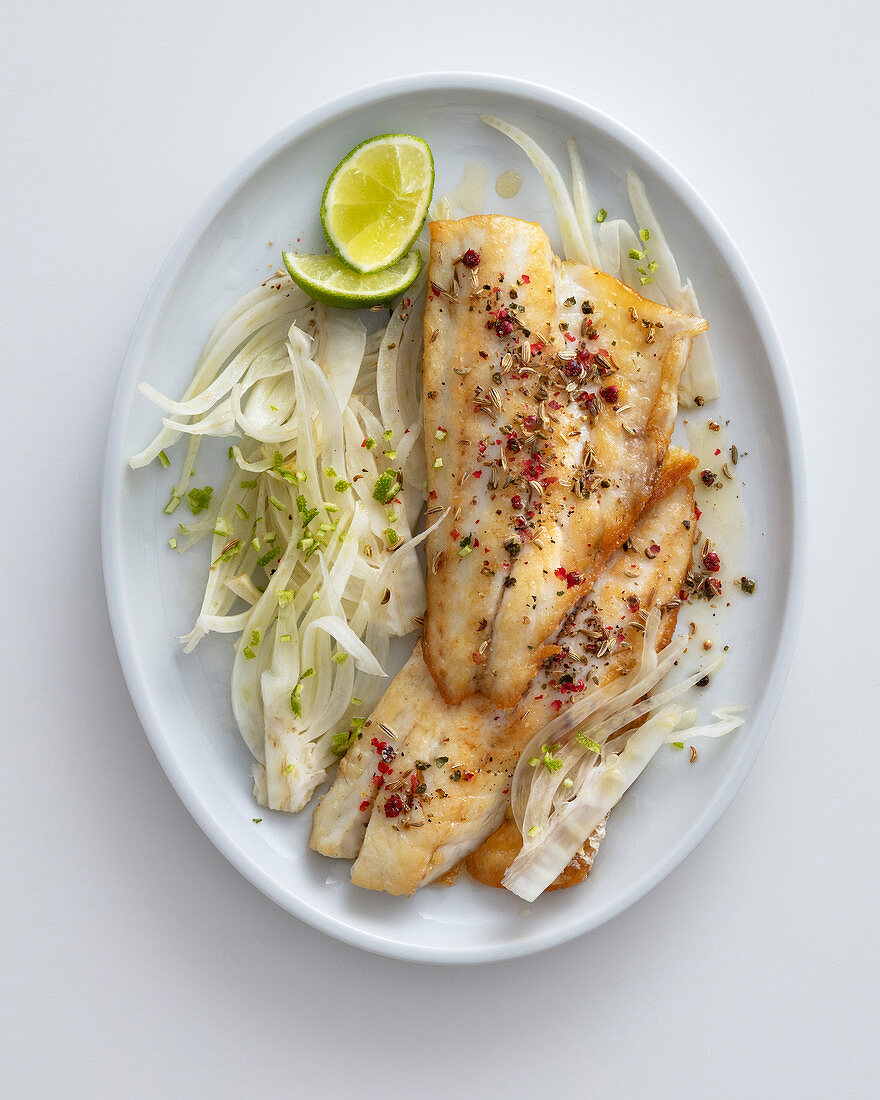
[130,116,741,895]
[130,274,438,811]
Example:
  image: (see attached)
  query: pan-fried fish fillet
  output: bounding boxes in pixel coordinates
[306,652,491,861]
[421,216,559,707]
[310,450,697,895]
[421,216,707,709]
[467,458,700,893]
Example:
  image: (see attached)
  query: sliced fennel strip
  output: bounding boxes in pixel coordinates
[482,116,719,406]
[505,611,745,902]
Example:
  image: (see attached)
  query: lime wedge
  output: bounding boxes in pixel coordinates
[282,250,422,309]
[320,133,434,273]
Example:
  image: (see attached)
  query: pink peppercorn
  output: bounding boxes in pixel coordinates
[384,794,405,818]
[703,551,721,572]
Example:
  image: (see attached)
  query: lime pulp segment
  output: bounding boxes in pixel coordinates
[321,134,434,273]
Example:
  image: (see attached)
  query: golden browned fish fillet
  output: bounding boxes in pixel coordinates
[421,215,707,709]
[465,483,689,891]
[310,450,697,895]
[308,652,493,861]
[421,216,558,707]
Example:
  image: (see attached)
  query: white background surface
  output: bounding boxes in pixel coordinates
[2,2,878,1096]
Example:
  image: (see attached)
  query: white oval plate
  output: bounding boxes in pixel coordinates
[103,74,805,963]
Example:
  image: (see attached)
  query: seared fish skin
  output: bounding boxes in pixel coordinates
[317,452,696,896]
[421,216,706,709]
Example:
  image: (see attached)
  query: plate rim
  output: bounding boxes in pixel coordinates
[102,71,807,964]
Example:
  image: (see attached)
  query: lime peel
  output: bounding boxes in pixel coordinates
[281,250,422,309]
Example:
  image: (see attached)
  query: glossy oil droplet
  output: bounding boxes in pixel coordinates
[495,170,522,198]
